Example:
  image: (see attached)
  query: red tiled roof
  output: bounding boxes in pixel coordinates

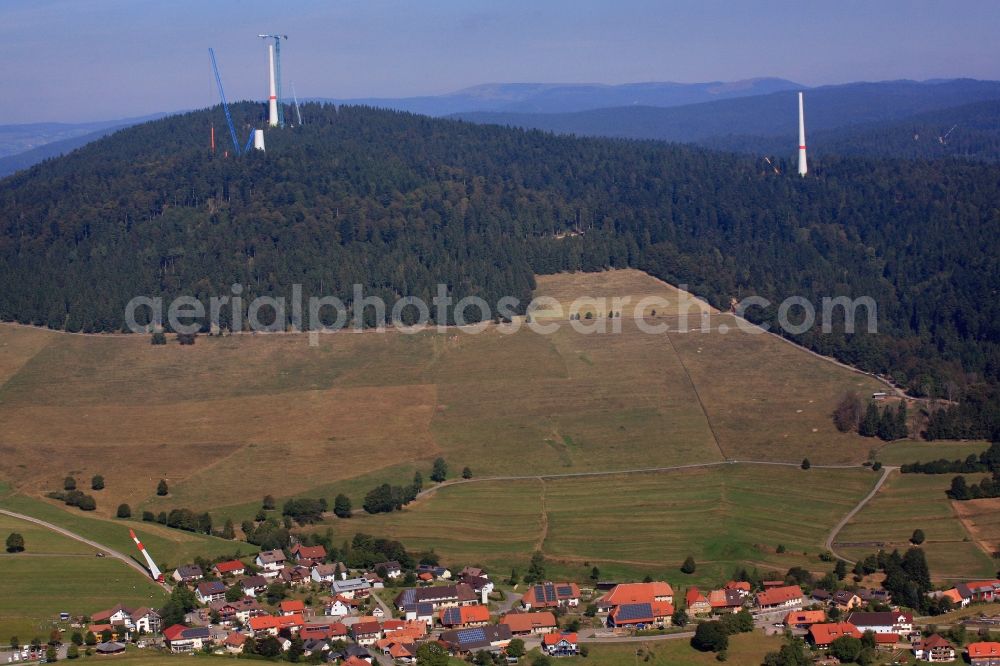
[248,614,304,631]
[293,544,327,560]
[344,658,370,666]
[725,581,751,592]
[543,632,578,646]
[162,625,186,641]
[809,622,862,646]
[439,604,491,625]
[756,585,802,607]
[601,582,674,606]
[875,633,899,645]
[501,611,557,632]
[785,610,825,626]
[686,587,708,607]
[224,632,246,647]
[214,559,245,574]
[921,634,954,650]
[522,582,581,607]
[279,600,305,613]
[353,621,383,636]
[969,642,1000,658]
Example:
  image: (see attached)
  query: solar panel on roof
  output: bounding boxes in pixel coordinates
[443,608,461,625]
[401,589,415,604]
[544,584,556,602]
[456,627,486,644]
[616,603,653,622]
[557,585,573,597]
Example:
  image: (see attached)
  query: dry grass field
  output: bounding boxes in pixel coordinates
[0,269,884,523]
[953,497,1000,560]
[835,471,997,580]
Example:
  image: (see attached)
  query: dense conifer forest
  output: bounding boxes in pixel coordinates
[0,103,998,424]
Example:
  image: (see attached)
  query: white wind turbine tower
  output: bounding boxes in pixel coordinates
[798,92,808,176]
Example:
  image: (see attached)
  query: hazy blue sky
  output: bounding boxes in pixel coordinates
[2,0,999,124]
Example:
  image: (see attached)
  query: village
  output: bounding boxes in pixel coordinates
[6,540,1000,666]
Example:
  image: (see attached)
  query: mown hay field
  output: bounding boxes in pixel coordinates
[836,471,996,580]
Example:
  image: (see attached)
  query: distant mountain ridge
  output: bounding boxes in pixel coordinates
[317,77,802,116]
[451,79,1000,154]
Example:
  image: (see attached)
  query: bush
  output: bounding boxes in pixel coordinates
[63,476,76,491]
[151,331,167,345]
[78,495,97,511]
[156,479,168,496]
[911,528,926,545]
[801,458,811,470]
[6,532,25,553]
[681,555,697,574]
[141,511,155,522]
[90,475,104,491]
[116,504,131,519]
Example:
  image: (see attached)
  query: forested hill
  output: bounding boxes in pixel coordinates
[0,103,999,405]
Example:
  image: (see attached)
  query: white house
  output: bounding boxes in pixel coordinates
[846,611,913,635]
[331,577,372,599]
[256,549,287,572]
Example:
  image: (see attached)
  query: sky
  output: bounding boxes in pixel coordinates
[2,0,999,124]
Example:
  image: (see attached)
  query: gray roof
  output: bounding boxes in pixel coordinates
[257,549,286,564]
[331,577,371,592]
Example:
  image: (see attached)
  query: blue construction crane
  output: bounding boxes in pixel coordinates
[258,34,287,128]
[208,47,242,155]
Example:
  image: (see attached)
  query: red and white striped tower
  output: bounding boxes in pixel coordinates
[129,529,164,582]
[267,44,278,127]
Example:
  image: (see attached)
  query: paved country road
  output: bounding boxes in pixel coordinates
[824,465,897,564]
[0,508,169,591]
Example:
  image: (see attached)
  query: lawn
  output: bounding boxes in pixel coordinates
[875,439,992,466]
[307,464,879,587]
[565,631,784,665]
[0,541,167,640]
[836,470,997,580]
[0,494,251,570]
[0,512,93,555]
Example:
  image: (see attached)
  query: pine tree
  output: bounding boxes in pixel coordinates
[156,479,168,496]
[431,457,448,483]
[859,402,880,437]
[895,402,909,439]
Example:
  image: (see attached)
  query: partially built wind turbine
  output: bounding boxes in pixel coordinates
[798,92,808,177]
[259,34,287,128]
